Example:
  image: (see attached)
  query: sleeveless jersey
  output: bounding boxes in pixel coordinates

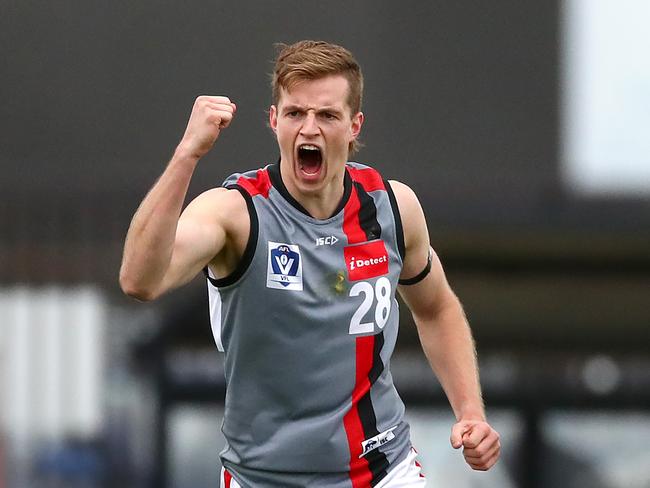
[206,162,411,488]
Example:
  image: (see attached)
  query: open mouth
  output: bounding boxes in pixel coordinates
[297,144,323,176]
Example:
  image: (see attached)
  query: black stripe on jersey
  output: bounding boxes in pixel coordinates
[205,185,259,288]
[353,182,382,242]
[358,332,389,486]
[368,331,385,384]
[366,445,390,487]
[383,180,405,261]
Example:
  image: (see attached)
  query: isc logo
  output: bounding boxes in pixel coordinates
[315,235,339,246]
[267,242,303,290]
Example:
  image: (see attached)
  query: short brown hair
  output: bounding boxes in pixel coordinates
[271,40,364,154]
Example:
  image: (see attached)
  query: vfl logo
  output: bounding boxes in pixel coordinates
[344,240,389,281]
[359,426,397,458]
[267,242,303,290]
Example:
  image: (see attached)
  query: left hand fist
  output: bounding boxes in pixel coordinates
[450,419,501,471]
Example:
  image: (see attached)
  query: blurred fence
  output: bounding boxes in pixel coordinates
[0,287,106,487]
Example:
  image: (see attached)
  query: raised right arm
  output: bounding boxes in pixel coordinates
[119,96,237,301]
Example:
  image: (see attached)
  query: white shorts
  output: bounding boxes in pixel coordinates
[375,448,426,488]
[220,448,426,488]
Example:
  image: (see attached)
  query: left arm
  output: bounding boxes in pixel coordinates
[389,180,500,471]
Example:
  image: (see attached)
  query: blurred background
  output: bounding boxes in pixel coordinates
[1,1,649,487]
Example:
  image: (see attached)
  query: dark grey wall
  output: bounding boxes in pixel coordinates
[5,0,649,229]
[3,1,558,216]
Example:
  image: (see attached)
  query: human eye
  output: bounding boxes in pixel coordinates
[285,109,301,118]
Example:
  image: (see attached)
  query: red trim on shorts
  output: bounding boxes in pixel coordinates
[343,335,376,487]
[223,468,232,487]
[236,169,271,198]
[347,166,386,193]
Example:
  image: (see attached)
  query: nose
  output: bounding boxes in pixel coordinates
[299,112,320,137]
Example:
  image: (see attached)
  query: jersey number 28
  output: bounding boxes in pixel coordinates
[349,277,391,335]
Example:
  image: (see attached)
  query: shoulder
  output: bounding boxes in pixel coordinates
[386,180,432,280]
[345,162,386,189]
[223,166,273,198]
[386,180,426,239]
[185,186,247,217]
[386,180,419,210]
[181,186,249,239]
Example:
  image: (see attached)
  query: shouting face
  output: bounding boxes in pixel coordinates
[270,74,364,205]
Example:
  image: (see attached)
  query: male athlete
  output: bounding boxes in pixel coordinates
[120,40,500,487]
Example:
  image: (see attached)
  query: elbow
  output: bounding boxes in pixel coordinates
[413,299,458,328]
[123,288,157,303]
[119,270,159,302]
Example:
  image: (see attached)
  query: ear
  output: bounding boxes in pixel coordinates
[269,105,278,132]
[350,111,364,140]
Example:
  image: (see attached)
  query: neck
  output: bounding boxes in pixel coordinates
[277,161,347,219]
[300,188,343,220]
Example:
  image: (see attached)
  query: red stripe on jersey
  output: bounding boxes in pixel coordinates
[343,186,366,245]
[343,165,386,486]
[223,469,232,487]
[236,168,271,198]
[347,167,386,193]
[343,335,375,488]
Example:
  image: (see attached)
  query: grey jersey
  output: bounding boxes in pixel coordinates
[207,162,412,487]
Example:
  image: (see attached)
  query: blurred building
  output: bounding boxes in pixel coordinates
[1,1,649,487]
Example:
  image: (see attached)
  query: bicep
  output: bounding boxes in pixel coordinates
[388,180,454,320]
[161,189,230,291]
[398,248,453,322]
[389,180,432,285]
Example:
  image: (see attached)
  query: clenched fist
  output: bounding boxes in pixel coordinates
[179,96,236,159]
[451,419,501,471]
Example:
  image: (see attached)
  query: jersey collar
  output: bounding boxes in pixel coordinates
[268,160,352,219]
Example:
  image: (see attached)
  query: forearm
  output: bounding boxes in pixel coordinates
[119,146,199,299]
[415,300,485,421]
